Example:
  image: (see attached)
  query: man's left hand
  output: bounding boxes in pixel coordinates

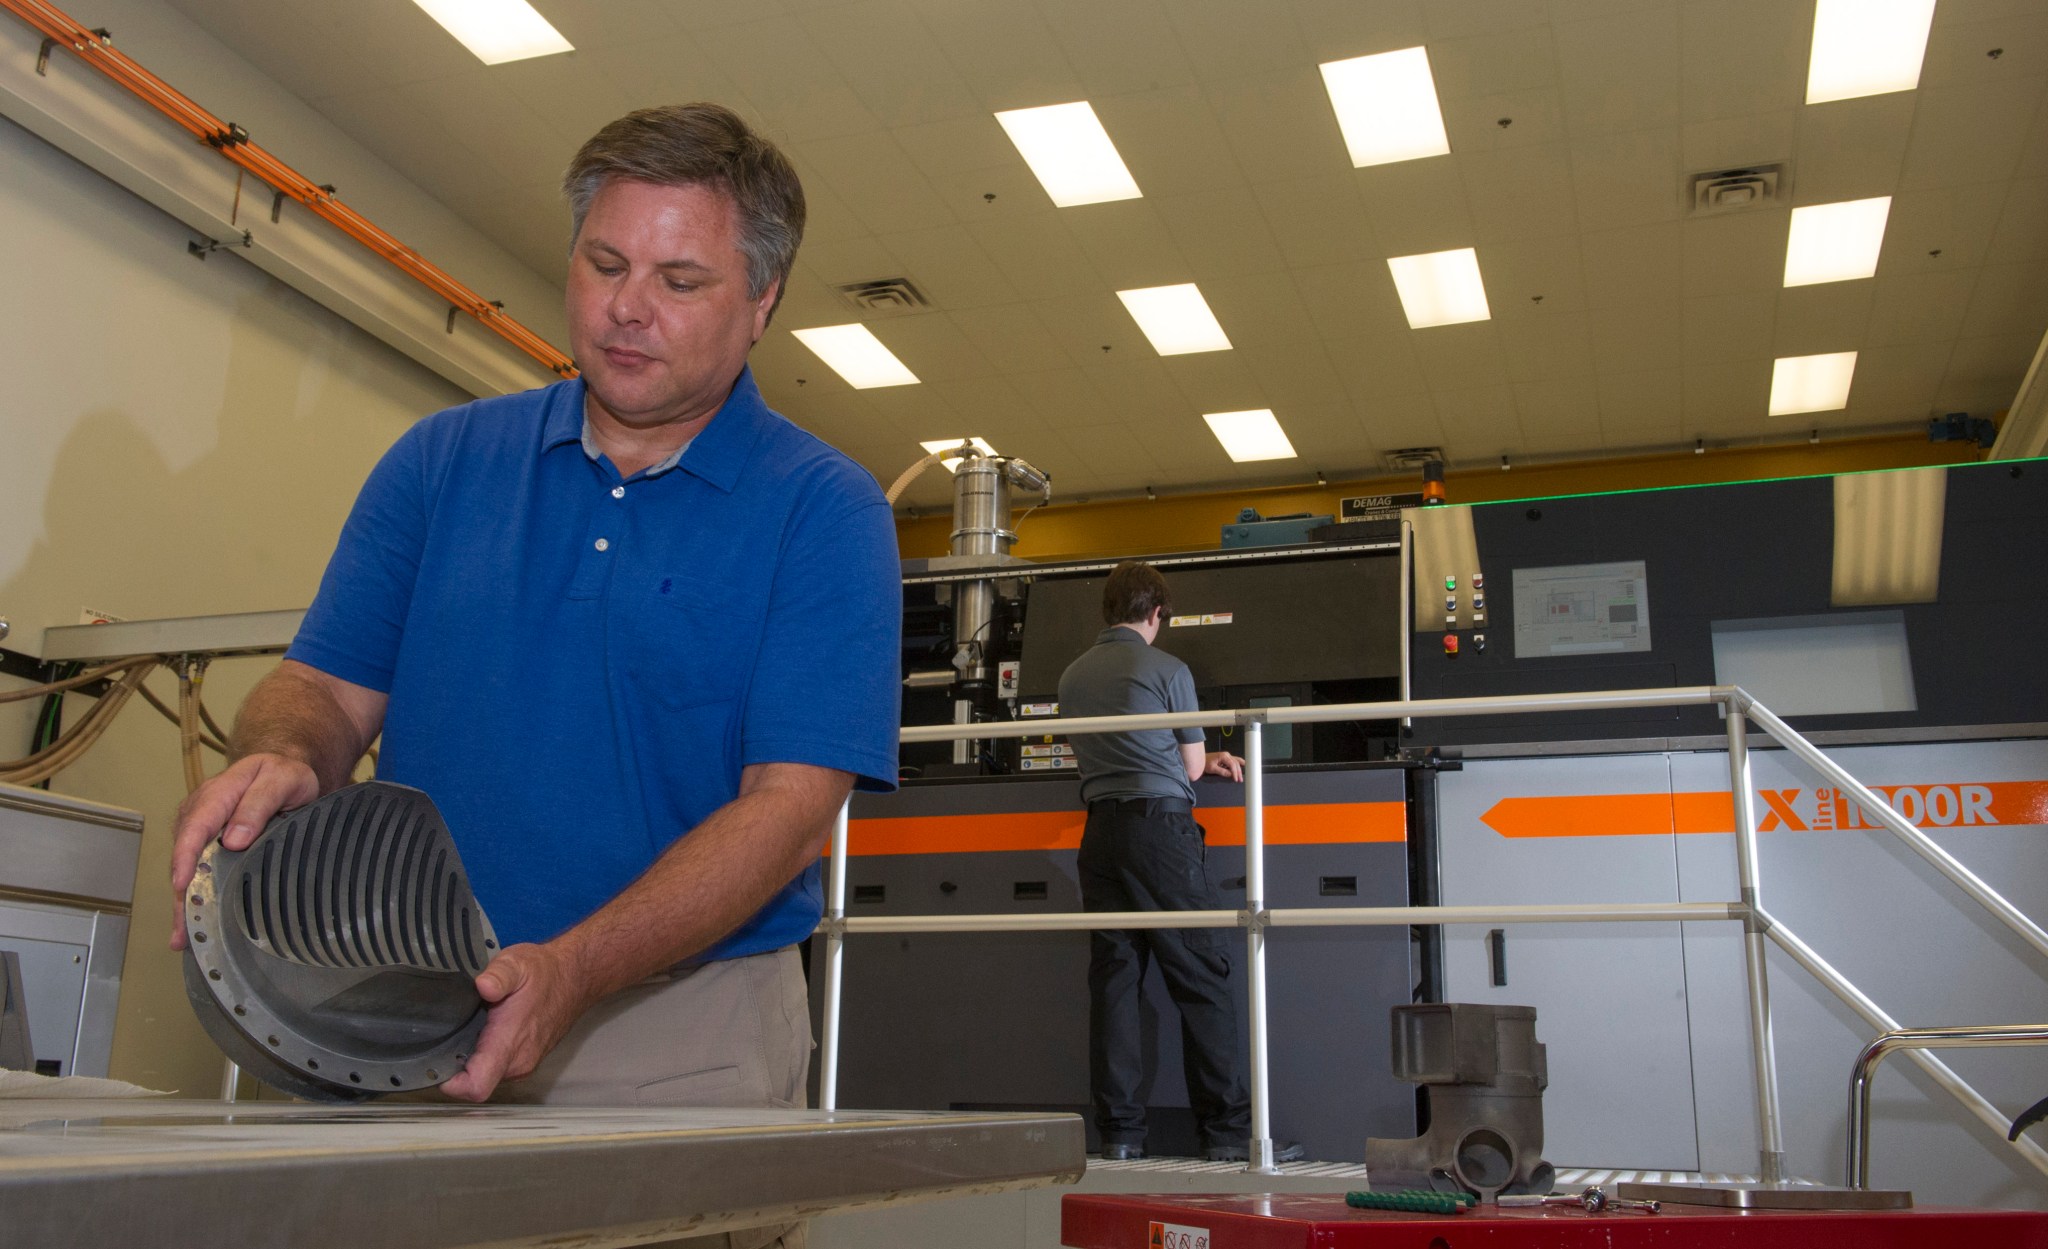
[439,942,597,1102]
[1203,751,1246,781]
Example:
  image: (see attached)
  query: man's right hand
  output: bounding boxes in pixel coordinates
[168,753,319,950]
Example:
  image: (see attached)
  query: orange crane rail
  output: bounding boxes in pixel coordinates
[2,0,577,380]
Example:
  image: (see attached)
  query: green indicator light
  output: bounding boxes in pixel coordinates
[1444,575,1457,590]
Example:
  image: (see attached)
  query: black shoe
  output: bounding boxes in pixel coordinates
[1204,1139,1306,1163]
[1098,1142,1147,1161]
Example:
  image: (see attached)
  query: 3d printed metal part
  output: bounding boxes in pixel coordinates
[181,781,499,1101]
[1364,1002,1554,1201]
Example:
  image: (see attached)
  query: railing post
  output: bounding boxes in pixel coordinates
[819,799,850,1112]
[1243,719,1276,1172]
[1726,698,1787,1183]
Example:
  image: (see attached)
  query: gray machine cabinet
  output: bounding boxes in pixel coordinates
[818,767,1415,1162]
[1439,739,2048,1205]
[1437,754,1701,1170]
[0,783,143,1078]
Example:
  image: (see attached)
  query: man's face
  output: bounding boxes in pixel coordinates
[565,177,780,431]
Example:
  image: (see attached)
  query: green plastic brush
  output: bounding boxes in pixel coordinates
[1344,1190,1474,1215]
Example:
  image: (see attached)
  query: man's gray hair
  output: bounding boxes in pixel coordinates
[563,103,805,318]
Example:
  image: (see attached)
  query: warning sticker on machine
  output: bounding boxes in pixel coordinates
[1020,743,1073,758]
[1020,703,1059,718]
[1020,756,1077,771]
[1147,1222,1209,1249]
[1201,612,1233,625]
[1169,614,1201,627]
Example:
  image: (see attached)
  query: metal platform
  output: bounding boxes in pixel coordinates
[0,1099,1085,1249]
[1060,1191,2048,1249]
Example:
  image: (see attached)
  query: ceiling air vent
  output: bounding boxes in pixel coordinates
[1689,164,1784,215]
[1383,447,1445,471]
[836,277,930,315]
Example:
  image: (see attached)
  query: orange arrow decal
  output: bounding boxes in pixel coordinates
[1483,781,2048,838]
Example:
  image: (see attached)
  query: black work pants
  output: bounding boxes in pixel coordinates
[1077,800,1249,1149]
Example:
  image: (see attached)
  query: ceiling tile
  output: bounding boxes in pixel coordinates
[1073,358,1187,419]
[796,235,903,287]
[1899,77,2048,192]
[1352,395,1447,457]
[798,1,983,127]
[1412,322,1511,390]
[862,312,996,383]
[1512,377,1604,450]
[395,73,573,188]
[1461,144,1580,244]
[1499,308,1595,381]
[1847,341,1956,423]
[1250,176,1381,268]
[1353,159,1477,255]
[1936,332,2038,414]
[1680,210,1788,297]
[1580,222,1682,307]
[1242,341,1352,410]
[907,0,1081,111]
[1919,12,2048,90]
[1159,0,1313,81]
[1431,25,1560,100]
[1589,299,1683,372]
[693,19,883,142]
[1058,421,1165,476]
[893,115,1019,186]
[1154,188,1291,279]
[1682,361,1771,432]
[1987,176,2048,261]
[491,56,640,152]
[1484,234,1590,310]
[925,375,1049,441]
[879,224,1025,309]
[1597,366,1684,448]
[1293,260,1412,339]
[314,0,483,86]
[1960,259,2048,338]
[1570,126,1684,230]
[966,212,1100,299]
[1160,352,1268,413]
[1554,6,1680,135]
[1427,0,1552,41]
[1208,68,1347,186]
[1328,332,1431,406]
[947,304,1075,373]
[1866,270,1980,347]
[1880,185,2010,274]
[1683,292,1776,365]
[1095,87,1243,200]
[1203,273,1321,350]
[1773,283,1876,356]
[1008,368,1118,428]
[1031,293,1152,369]
[1442,88,1569,153]
[1682,111,1797,177]
[1432,385,1521,457]
[1061,201,1192,290]
[1290,0,1430,64]
[1678,0,1806,123]
[1793,94,1915,204]
[1035,0,1197,97]
[794,131,957,234]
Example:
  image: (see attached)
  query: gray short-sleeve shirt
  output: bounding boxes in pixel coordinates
[1056,626,1206,804]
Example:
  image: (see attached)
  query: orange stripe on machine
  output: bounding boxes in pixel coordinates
[1481,781,2048,839]
[846,801,1407,856]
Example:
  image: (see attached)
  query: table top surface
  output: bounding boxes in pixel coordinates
[0,1099,1086,1249]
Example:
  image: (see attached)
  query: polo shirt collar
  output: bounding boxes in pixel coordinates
[1097,625,1147,644]
[540,365,773,493]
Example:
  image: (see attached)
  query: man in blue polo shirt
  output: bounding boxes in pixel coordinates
[167,103,900,1131]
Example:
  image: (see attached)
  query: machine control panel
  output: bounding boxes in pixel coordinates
[1440,568,1487,651]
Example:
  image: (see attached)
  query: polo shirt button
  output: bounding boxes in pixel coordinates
[611,486,625,499]
[594,538,610,552]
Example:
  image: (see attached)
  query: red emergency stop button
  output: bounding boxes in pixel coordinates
[1443,633,1459,655]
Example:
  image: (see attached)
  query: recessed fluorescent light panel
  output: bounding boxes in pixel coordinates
[994,102,1142,207]
[1770,352,1858,415]
[1320,46,1452,168]
[1806,0,1936,104]
[412,0,574,65]
[1204,409,1296,462]
[920,437,996,472]
[791,324,920,389]
[1117,284,1232,356]
[1386,248,1491,328]
[1784,197,1892,287]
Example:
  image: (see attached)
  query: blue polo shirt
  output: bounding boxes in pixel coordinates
[286,367,901,957]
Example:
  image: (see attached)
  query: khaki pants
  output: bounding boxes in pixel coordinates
[495,945,814,1249]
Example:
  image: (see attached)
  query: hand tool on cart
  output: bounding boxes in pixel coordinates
[1497,1185,1661,1214]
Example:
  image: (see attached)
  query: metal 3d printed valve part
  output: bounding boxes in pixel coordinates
[181,781,499,1101]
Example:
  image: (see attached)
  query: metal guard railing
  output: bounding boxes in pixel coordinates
[814,685,2048,1182]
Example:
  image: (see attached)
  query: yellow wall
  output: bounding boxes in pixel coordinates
[895,434,1987,561]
